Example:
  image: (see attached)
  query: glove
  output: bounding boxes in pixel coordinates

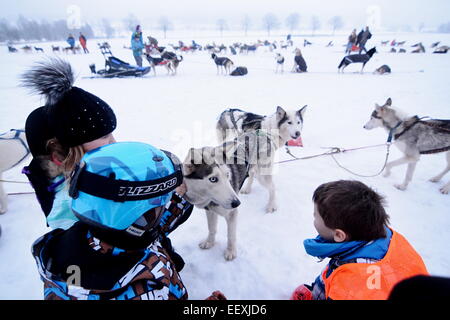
[205,291,227,300]
[290,284,313,300]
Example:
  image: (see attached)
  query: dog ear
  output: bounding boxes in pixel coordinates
[182,148,197,175]
[297,105,307,118]
[201,147,217,166]
[385,98,392,106]
[276,106,286,119]
[184,147,203,165]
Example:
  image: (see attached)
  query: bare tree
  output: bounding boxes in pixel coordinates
[285,13,300,32]
[102,18,115,39]
[418,22,425,32]
[311,16,321,36]
[329,16,344,35]
[262,13,280,36]
[123,13,140,33]
[217,18,227,37]
[0,19,20,42]
[158,16,172,39]
[241,15,251,36]
[438,22,450,33]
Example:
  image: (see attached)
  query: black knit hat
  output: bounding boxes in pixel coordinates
[47,87,116,147]
[21,58,117,148]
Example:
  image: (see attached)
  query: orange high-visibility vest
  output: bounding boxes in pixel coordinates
[322,229,429,300]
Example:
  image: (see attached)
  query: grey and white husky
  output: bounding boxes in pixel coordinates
[364,98,450,193]
[216,106,307,147]
[183,131,278,260]
[216,106,307,205]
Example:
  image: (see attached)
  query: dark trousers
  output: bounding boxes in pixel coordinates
[134,55,143,67]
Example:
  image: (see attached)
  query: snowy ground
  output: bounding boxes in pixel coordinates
[0,31,449,299]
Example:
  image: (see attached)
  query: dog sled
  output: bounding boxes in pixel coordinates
[88,43,150,78]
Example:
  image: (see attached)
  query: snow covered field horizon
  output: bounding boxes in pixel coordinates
[1,30,449,299]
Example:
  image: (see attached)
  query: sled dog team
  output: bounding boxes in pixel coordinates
[0,58,448,300]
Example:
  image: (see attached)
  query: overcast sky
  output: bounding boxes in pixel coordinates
[2,0,450,31]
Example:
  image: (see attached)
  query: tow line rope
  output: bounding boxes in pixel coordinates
[279,142,391,177]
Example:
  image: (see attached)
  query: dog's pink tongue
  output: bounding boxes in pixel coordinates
[287,137,303,147]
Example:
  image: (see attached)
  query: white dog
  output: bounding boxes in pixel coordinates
[0,129,30,213]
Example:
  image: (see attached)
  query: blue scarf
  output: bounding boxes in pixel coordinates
[303,227,392,261]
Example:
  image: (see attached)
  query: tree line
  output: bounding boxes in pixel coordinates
[0,16,94,42]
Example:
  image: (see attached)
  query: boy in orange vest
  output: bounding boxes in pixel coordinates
[292,180,428,300]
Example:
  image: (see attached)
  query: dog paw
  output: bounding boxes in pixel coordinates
[199,239,215,250]
[440,185,450,194]
[394,184,407,191]
[265,205,277,213]
[224,248,237,261]
[429,177,441,183]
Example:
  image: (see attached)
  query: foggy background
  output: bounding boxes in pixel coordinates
[1,0,450,41]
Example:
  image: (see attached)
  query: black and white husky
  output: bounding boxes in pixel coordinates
[183,130,279,260]
[364,98,450,193]
[211,53,234,75]
[0,129,30,214]
[275,53,285,73]
[338,47,377,73]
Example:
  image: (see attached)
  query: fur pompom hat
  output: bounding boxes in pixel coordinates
[22,58,117,149]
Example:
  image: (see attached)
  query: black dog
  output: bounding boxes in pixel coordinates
[338,47,377,73]
[211,53,234,74]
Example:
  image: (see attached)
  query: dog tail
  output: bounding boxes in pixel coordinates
[20,57,74,106]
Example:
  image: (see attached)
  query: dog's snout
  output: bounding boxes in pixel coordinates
[231,199,241,208]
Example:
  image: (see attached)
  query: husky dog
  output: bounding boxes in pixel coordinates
[51,45,60,52]
[22,45,33,53]
[433,46,449,54]
[374,65,391,75]
[0,129,30,214]
[216,106,307,146]
[146,49,183,76]
[293,48,307,73]
[364,98,450,193]
[411,43,425,53]
[211,53,234,74]
[338,47,377,73]
[275,53,285,73]
[216,106,307,211]
[163,52,183,75]
[183,131,278,260]
[34,47,44,53]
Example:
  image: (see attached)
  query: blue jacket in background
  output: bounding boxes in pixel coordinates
[131,32,144,56]
[67,36,75,48]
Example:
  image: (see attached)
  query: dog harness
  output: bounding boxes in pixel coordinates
[392,116,450,154]
[0,129,30,170]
